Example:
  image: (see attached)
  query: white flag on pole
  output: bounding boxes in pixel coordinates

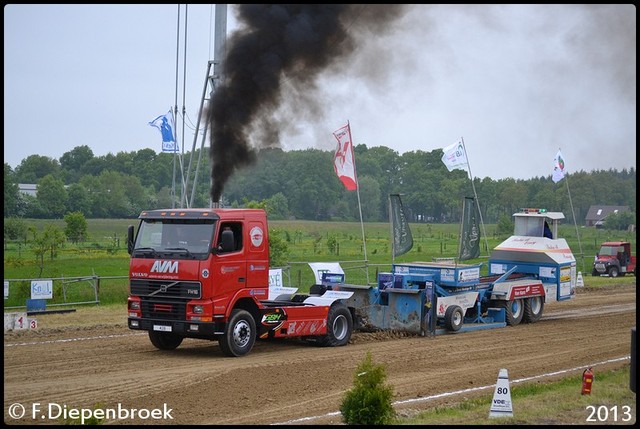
[333,123,358,190]
[441,139,469,172]
[149,109,178,153]
[552,149,566,183]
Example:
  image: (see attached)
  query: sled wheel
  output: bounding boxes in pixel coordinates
[523,296,544,323]
[500,299,524,326]
[444,305,464,332]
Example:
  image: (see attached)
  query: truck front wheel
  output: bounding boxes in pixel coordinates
[148,331,183,350]
[316,303,353,347]
[219,309,256,357]
[609,266,619,278]
[523,296,544,323]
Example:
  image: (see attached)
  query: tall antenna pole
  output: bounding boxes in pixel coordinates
[171,5,181,208]
[461,137,490,255]
[349,121,369,284]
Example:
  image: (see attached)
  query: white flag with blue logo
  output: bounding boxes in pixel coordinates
[149,109,177,152]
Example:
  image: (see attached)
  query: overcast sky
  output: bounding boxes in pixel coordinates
[4,4,636,181]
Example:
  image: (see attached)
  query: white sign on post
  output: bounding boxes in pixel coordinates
[308,262,344,284]
[4,281,8,299]
[31,280,53,299]
[269,269,283,288]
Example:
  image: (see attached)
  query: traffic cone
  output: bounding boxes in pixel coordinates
[577,271,584,287]
[489,368,513,418]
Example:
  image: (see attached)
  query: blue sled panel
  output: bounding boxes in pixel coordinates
[332,284,427,334]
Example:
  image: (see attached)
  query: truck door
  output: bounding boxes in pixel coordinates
[212,221,247,298]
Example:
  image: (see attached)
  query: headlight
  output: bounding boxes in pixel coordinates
[193,305,204,314]
[129,301,141,310]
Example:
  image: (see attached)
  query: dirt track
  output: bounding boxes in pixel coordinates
[4,284,636,425]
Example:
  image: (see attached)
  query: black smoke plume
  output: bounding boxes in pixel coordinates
[207,4,407,203]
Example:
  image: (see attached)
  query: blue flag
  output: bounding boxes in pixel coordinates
[149,110,177,152]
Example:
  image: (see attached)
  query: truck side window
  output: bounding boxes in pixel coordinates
[218,223,242,253]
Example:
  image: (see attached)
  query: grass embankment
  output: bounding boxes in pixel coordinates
[402,366,636,425]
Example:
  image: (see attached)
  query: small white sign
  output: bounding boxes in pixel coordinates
[308,262,344,284]
[489,368,513,418]
[269,269,283,288]
[4,280,8,298]
[31,280,53,300]
[153,325,172,332]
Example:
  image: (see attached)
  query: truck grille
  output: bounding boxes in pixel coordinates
[130,279,202,299]
[140,299,186,321]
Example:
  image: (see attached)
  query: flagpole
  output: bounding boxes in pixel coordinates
[389,194,395,265]
[557,148,584,272]
[349,121,370,284]
[460,137,490,256]
[457,198,465,262]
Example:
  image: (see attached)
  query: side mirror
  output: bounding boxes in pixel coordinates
[127,225,134,255]
[219,229,236,252]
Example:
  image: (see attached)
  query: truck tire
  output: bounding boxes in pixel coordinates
[609,266,619,278]
[148,331,183,350]
[316,303,353,347]
[591,268,599,276]
[219,309,256,357]
[499,299,524,326]
[444,305,464,332]
[523,296,544,323]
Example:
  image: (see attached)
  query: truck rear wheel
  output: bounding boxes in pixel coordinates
[316,303,353,347]
[219,309,256,357]
[500,299,524,326]
[523,296,544,323]
[444,305,464,332]
[148,331,183,350]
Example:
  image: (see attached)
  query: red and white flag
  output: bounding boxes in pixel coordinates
[333,123,358,191]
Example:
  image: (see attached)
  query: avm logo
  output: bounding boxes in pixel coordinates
[151,260,179,274]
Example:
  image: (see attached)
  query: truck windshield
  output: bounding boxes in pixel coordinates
[514,217,545,237]
[597,246,618,256]
[133,219,215,259]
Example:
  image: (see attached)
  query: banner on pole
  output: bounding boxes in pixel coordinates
[333,123,358,190]
[390,194,413,257]
[459,197,481,261]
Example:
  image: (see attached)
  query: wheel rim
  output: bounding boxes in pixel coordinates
[332,314,348,341]
[232,320,251,348]
[530,297,542,315]
[512,300,522,318]
[454,309,463,326]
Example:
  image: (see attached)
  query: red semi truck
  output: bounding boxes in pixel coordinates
[126,208,354,357]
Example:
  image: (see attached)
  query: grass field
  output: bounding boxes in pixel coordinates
[3,217,636,307]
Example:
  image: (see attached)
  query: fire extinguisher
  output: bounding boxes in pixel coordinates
[582,367,594,395]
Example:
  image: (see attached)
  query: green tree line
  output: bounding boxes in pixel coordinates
[4,144,636,226]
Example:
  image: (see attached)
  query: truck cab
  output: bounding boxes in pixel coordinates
[126,208,354,357]
[592,241,636,277]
